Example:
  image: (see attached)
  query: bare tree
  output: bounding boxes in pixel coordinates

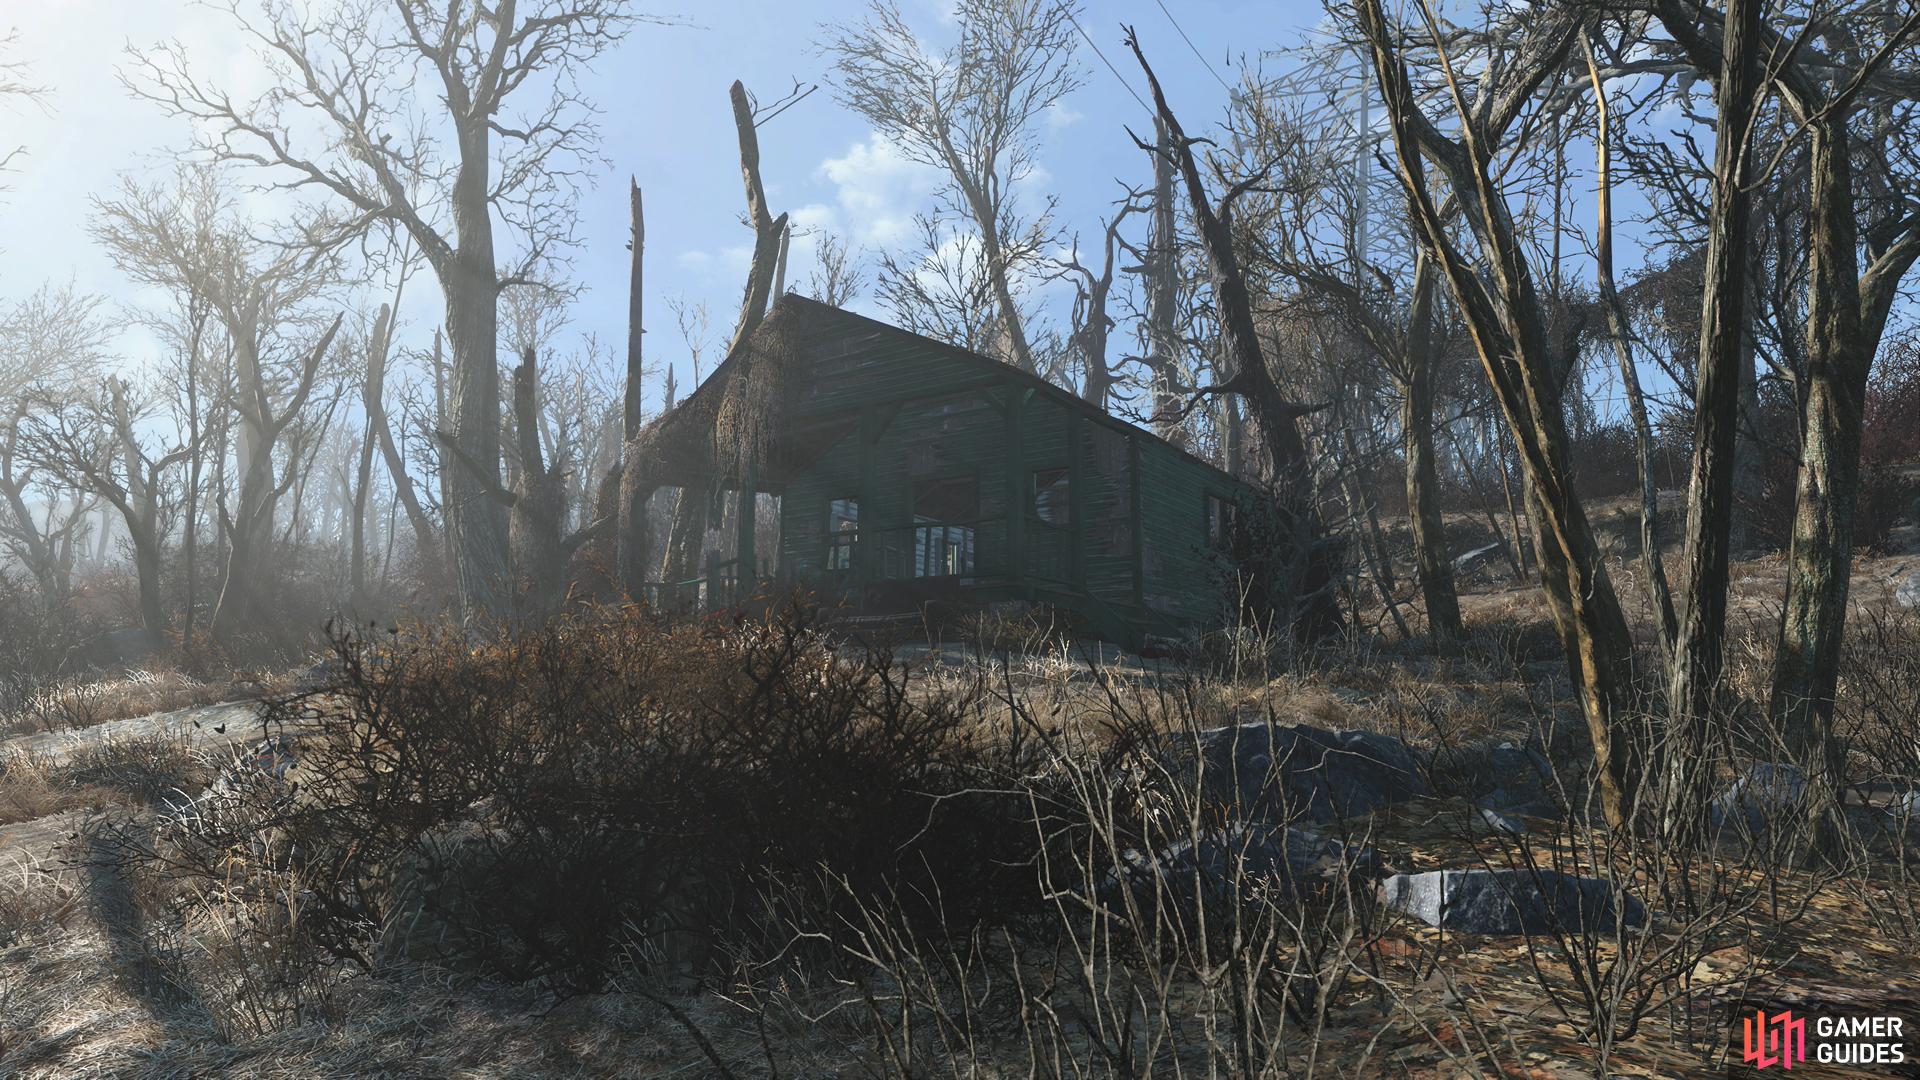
[25,378,198,652]
[1125,30,1343,647]
[0,28,46,193]
[806,232,867,307]
[127,0,644,618]
[1058,193,1142,409]
[92,172,342,647]
[823,0,1081,372]
[1581,33,1678,658]
[724,79,791,356]
[872,211,1004,353]
[642,79,792,594]
[1355,0,1641,824]
[0,285,111,602]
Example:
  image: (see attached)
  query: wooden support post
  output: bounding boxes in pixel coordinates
[1004,379,1028,590]
[857,408,881,585]
[1129,434,1145,611]
[735,468,757,601]
[1066,408,1086,592]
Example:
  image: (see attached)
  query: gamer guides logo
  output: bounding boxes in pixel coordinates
[1741,1007,1907,1070]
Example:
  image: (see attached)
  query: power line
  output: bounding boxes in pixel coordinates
[1065,9,1152,115]
[1154,0,1234,94]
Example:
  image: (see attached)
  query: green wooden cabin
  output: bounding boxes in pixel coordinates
[635,296,1256,648]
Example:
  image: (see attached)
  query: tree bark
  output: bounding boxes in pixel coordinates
[1129,34,1343,647]
[210,316,338,647]
[442,119,511,619]
[1145,116,1185,442]
[364,304,435,560]
[725,80,790,357]
[509,348,565,615]
[1662,0,1762,815]
[1359,0,1639,825]
[626,180,646,442]
[1584,35,1678,656]
[1402,261,1461,644]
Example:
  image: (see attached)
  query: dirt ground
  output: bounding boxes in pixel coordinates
[4,527,1920,1077]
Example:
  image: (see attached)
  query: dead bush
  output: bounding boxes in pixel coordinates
[106,602,1049,999]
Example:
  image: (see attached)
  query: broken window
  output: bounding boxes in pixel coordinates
[826,496,859,571]
[1033,467,1069,526]
[912,475,976,577]
[1206,493,1237,552]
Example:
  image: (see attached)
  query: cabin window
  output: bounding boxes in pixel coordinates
[826,497,859,571]
[1206,493,1237,552]
[1033,467,1070,525]
[912,475,976,577]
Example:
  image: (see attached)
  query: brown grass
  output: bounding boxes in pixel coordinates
[3,551,1920,1076]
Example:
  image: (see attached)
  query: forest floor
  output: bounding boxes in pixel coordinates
[3,526,1920,1076]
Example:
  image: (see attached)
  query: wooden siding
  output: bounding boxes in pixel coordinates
[751,299,1255,643]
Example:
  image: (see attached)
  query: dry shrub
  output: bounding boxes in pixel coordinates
[0,573,99,736]
[107,601,1047,1000]
[0,734,206,827]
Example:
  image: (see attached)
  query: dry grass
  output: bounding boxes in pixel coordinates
[2,550,1919,1076]
[0,734,207,828]
[0,668,287,740]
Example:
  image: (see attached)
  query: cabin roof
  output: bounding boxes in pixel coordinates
[639,293,1249,491]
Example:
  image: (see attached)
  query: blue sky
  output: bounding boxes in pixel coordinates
[4,0,1342,411]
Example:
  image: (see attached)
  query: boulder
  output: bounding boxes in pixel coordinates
[1179,722,1431,824]
[1432,738,1561,812]
[1104,822,1377,912]
[1895,567,1920,609]
[1709,763,1806,833]
[1477,807,1526,835]
[1381,868,1646,935]
[1452,541,1505,577]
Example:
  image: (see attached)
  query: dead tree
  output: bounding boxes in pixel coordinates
[724,79,792,355]
[26,380,197,651]
[1140,116,1189,444]
[823,0,1078,372]
[1582,33,1678,657]
[1634,1,1769,814]
[1126,30,1343,647]
[363,303,435,563]
[1059,194,1143,409]
[1356,0,1640,825]
[128,0,640,618]
[0,284,112,602]
[1640,0,1920,835]
[807,233,866,307]
[647,80,791,596]
[439,347,600,616]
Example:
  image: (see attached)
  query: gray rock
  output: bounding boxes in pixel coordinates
[1895,567,1920,609]
[1432,738,1563,817]
[1477,807,1526,835]
[1381,868,1646,935]
[1105,822,1377,911]
[1452,541,1505,576]
[1180,723,1432,824]
[1709,763,1807,833]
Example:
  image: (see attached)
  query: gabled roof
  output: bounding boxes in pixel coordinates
[635,293,1248,491]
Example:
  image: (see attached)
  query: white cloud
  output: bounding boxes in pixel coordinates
[816,135,943,247]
